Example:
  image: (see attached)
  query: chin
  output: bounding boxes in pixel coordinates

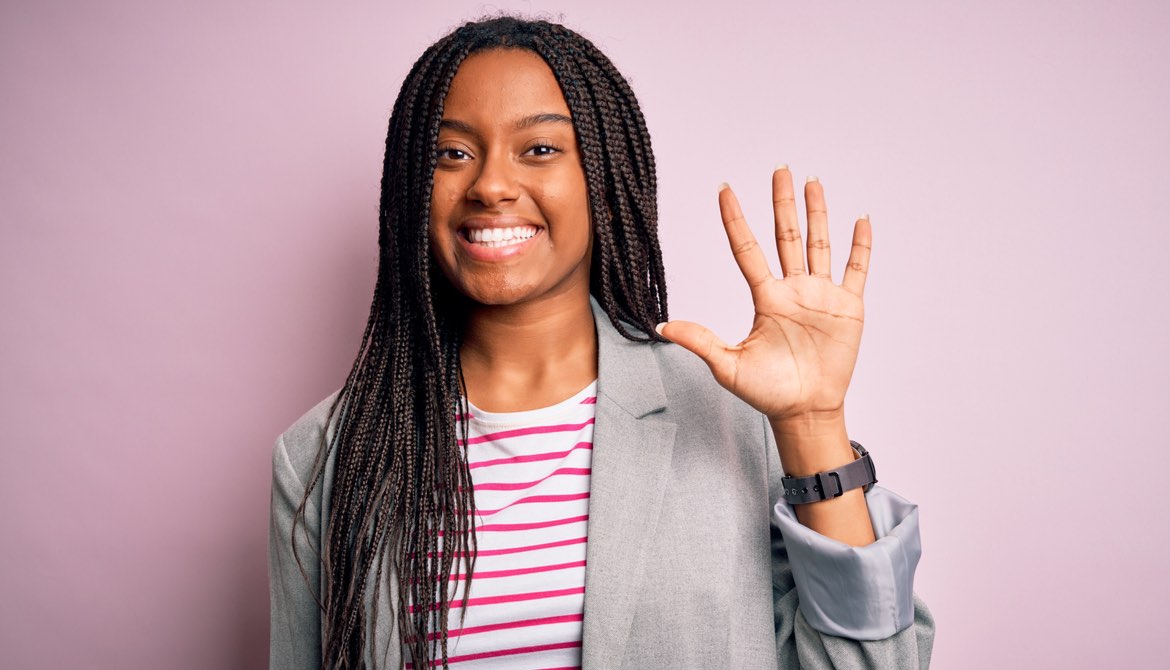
[457,278,543,307]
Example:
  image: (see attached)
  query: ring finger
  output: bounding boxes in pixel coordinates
[805,177,831,279]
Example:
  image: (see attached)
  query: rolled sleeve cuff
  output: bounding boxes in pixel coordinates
[773,485,921,640]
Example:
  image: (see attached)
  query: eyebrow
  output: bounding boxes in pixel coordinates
[515,112,573,129]
[438,112,573,136]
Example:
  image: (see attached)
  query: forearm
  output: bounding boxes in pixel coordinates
[768,409,876,547]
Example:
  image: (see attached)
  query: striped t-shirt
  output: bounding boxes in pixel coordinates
[412,379,597,669]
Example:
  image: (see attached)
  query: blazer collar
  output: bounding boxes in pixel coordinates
[589,294,667,419]
[582,294,677,667]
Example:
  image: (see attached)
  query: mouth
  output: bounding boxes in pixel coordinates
[456,222,543,261]
[459,224,541,247]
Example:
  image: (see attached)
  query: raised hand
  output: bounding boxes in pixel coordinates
[657,166,871,424]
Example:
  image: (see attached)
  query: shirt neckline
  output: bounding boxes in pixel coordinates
[461,378,598,426]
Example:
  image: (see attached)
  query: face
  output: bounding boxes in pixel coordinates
[428,48,593,307]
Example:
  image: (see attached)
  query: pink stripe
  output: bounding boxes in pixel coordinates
[457,586,584,609]
[579,396,596,404]
[444,640,581,666]
[459,418,595,446]
[471,467,591,492]
[474,535,587,557]
[410,586,584,612]
[468,441,593,470]
[425,536,587,559]
[476,514,588,533]
[451,559,586,581]
[430,613,584,640]
[471,492,590,516]
[439,513,586,537]
[409,640,582,668]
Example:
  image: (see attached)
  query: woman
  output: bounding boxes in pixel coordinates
[269,15,934,670]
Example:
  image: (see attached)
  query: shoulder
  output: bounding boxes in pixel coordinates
[274,389,342,487]
[648,338,714,385]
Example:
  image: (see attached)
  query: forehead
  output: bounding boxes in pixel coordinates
[443,48,571,122]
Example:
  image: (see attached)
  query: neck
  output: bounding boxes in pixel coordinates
[458,285,598,412]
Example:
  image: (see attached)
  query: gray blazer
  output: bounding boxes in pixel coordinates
[269,296,935,668]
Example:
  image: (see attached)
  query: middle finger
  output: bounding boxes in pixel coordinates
[772,165,807,277]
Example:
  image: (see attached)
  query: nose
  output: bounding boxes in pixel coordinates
[465,151,520,207]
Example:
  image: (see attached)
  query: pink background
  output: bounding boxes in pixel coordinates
[2,1,1167,668]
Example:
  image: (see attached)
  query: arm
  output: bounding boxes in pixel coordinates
[268,434,323,670]
[765,414,935,669]
[657,167,897,549]
[769,411,875,547]
[656,166,935,666]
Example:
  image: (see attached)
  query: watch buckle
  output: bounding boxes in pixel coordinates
[815,471,844,500]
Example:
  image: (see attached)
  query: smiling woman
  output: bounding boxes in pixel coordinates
[269,15,934,670]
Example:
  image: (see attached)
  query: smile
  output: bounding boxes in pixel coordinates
[461,225,540,247]
[457,224,542,261]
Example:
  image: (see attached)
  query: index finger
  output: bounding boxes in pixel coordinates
[718,183,773,292]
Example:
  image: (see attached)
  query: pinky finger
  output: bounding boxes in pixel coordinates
[842,215,872,296]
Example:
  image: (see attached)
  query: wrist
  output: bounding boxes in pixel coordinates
[767,407,846,437]
[768,410,853,477]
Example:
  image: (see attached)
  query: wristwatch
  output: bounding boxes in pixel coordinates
[781,440,877,505]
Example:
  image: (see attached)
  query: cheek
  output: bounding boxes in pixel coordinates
[537,173,592,244]
[429,184,452,223]
[427,188,463,281]
[425,215,446,266]
[429,181,462,239]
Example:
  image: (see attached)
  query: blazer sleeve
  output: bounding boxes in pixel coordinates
[269,433,323,670]
[764,415,936,669]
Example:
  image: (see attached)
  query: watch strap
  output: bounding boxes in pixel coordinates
[781,440,877,505]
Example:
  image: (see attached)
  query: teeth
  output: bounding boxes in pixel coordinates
[468,226,538,245]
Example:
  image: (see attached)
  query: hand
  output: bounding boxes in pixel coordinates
[657,166,871,423]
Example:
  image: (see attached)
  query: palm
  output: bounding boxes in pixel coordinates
[660,167,871,420]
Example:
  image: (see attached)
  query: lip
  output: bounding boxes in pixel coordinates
[456,216,543,262]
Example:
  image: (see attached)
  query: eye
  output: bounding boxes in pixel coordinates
[523,143,562,157]
[436,146,470,161]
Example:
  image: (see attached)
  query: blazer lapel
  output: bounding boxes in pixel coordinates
[581,296,677,667]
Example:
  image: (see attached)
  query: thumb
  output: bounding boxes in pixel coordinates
[656,320,735,382]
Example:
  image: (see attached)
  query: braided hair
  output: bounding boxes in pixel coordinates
[294,15,669,668]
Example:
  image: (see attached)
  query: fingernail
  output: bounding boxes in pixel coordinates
[654,322,667,336]
[717,182,729,193]
[806,175,819,183]
[861,213,870,220]
[774,163,788,171]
